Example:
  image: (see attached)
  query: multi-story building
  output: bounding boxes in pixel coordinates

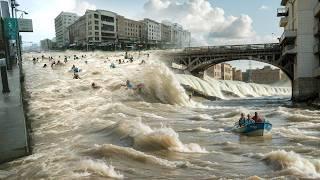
[142,18,161,45]
[242,66,287,84]
[69,10,117,49]
[160,23,171,45]
[206,64,222,80]
[86,9,117,45]
[162,21,191,48]
[68,15,87,46]
[117,15,143,47]
[221,63,233,80]
[278,0,320,100]
[54,12,79,48]
[232,68,242,81]
[66,10,191,50]
[40,38,56,51]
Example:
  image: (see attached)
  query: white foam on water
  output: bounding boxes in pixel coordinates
[263,150,320,178]
[177,74,291,100]
[78,159,124,179]
[108,120,207,153]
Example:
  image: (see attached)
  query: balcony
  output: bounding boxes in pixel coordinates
[313,67,320,78]
[315,1,320,17]
[280,30,297,45]
[281,0,288,6]
[314,43,320,54]
[279,17,288,27]
[314,23,320,36]
[282,45,297,56]
[277,8,289,17]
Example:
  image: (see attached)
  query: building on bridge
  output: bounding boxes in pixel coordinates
[278,0,320,100]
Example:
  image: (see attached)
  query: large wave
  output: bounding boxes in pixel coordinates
[104,120,207,153]
[177,74,291,100]
[262,150,320,178]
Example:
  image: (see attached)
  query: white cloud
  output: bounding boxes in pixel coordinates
[142,0,270,46]
[259,5,269,11]
[22,0,96,43]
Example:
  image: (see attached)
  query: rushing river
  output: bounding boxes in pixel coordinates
[0,51,319,179]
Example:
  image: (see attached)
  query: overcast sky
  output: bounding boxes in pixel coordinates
[16,0,282,70]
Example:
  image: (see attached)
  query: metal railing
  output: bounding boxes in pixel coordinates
[280,30,297,44]
[183,43,280,53]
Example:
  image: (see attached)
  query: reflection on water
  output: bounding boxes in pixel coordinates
[0,51,319,179]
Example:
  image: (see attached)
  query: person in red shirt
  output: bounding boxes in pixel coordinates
[252,112,263,123]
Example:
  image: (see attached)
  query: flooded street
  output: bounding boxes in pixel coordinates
[0,51,319,179]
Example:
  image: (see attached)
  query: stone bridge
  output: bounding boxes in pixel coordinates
[165,43,294,80]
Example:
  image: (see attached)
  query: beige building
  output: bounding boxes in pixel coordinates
[68,15,87,46]
[54,12,79,48]
[250,66,287,84]
[232,68,242,81]
[161,23,171,44]
[278,0,320,100]
[206,64,222,79]
[68,10,117,48]
[117,15,143,44]
[221,63,233,80]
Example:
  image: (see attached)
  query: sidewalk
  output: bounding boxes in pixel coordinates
[0,65,29,163]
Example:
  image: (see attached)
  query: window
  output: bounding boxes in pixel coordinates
[88,26,92,30]
[101,32,114,37]
[95,32,99,36]
[94,14,99,19]
[95,26,99,30]
[101,15,114,22]
[95,37,99,40]
[95,20,99,25]
[101,24,114,31]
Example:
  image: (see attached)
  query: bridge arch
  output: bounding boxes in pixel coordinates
[189,57,293,81]
[169,43,294,81]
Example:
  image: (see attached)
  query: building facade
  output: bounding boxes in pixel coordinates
[54,12,79,48]
[86,10,117,45]
[251,66,287,84]
[68,15,87,46]
[142,18,161,45]
[206,64,222,80]
[117,15,143,48]
[232,68,242,81]
[65,10,191,50]
[278,0,320,100]
[221,63,233,80]
[40,39,55,51]
[160,23,171,46]
[68,10,117,49]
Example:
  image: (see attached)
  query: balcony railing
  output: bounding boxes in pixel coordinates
[314,23,320,36]
[279,17,288,27]
[280,30,297,45]
[315,1,320,17]
[282,45,297,56]
[281,0,288,6]
[277,8,289,17]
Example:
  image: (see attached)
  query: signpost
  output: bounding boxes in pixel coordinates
[3,17,17,40]
[18,18,33,32]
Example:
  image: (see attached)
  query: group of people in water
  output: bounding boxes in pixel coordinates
[238,112,264,127]
[32,52,147,92]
